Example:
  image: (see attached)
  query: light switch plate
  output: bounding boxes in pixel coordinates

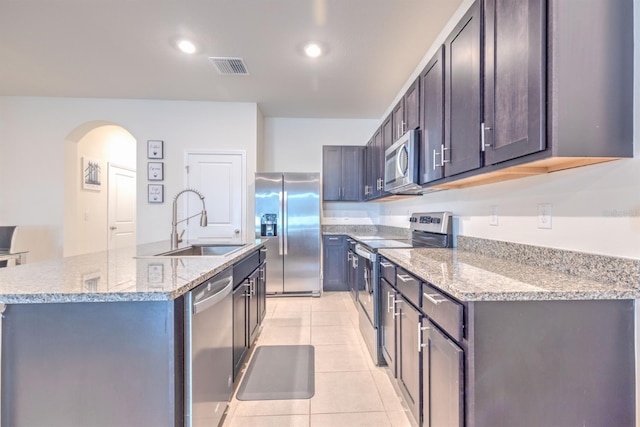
[538,203,552,229]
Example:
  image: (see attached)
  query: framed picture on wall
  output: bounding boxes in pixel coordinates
[147,162,164,181]
[148,184,164,203]
[147,140,164,159]
[82,157,102,191]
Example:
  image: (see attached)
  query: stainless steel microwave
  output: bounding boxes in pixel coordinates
[384,129,421,194]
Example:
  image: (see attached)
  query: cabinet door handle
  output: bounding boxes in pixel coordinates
[418,322,430,353]
[433,149,439,170]
[387,291,393,313]
[424,292,446,305]
[393,298,402,317]
[397,274,414,283]
[441,144,449,165]
[481,122,493,152]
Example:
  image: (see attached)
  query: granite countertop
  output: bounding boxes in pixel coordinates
[379,247,639,302]
[0,240,264,304]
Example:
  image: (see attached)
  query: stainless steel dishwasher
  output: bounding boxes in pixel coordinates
[184,267,233,427]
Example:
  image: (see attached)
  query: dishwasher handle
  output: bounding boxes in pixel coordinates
[193,276,233,315]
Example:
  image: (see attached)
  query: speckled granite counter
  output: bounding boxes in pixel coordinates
[322,224,410,239]
[380,247,639,301]
[0,240,264,304]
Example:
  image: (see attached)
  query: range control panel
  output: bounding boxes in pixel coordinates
[409,212,452,234]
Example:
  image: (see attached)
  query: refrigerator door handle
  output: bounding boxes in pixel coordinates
[278,191,284,256]
[283,190,288,255]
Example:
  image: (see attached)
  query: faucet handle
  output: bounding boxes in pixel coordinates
[178,229,185,243]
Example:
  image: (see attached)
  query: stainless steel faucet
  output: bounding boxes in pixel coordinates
[171,188,208,250]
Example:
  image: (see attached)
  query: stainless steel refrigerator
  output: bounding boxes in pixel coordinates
[255,173,320,295]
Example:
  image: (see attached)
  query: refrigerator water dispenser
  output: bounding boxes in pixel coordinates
[260,214,277,237]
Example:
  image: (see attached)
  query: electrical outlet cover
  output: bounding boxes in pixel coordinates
[489,206,499,226]
[538,203,552,229]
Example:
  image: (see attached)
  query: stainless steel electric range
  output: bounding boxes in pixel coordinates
[354,212,453,365]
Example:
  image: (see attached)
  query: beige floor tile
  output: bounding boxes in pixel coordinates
[257,325,311,345]
[268,310,312,327]
[271,297,313,313]
[224,292,410,427]
[370,369,407,412]
[232,399,310,417]
[314,344,370,372]
[311,297,350,312]
[310,412,391,427]
[310,311,353,326]
[386,410,415,427]
[225,414,309,427]
[311,371,385,414]
[311,325,360,346]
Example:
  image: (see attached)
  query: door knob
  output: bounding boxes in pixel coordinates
[234,229,240,234]
[110,226,117,230]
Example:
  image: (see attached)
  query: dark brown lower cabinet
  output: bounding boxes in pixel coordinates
[422,319,464,427]
[396,295,421,424]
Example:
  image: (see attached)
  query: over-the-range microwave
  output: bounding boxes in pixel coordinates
[384,129,421,194]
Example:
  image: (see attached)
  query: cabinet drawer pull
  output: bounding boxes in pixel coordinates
[397,274,414,283]
[424,292,447,305]
[328,237,339,241]
[380,261,393,268]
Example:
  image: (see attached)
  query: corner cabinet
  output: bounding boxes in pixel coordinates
[323,235,348,291]
[322,146,364,202]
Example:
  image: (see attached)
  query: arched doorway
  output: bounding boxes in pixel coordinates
[63,122,137,257]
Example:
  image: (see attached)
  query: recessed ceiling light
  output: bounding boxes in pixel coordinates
[304,43,323,58]
[177,39,197,54]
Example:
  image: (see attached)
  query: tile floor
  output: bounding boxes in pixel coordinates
[223,292,414,427]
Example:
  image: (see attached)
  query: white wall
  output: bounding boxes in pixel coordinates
[262,118,378,172]
[0,97,260,257]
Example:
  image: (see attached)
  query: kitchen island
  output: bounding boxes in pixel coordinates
[0,240,265,427]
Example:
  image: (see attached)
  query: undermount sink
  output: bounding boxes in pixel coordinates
[156,244,248,257]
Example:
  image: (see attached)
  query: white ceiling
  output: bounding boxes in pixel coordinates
[0,0,463,118]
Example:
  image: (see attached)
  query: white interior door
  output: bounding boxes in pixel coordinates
[107,164,136,250]
[185,152,244,244]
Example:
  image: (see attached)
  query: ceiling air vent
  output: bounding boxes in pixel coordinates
[209,57,249,75]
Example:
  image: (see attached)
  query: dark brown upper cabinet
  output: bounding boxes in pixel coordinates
[322,146,364,202]
[380,114,394,197]
[419,46,445,185]
[392,78,421,142]
[428,0,632,190]
[482,0,546,165]
[363,138,375,200]
[443,0,482,177]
